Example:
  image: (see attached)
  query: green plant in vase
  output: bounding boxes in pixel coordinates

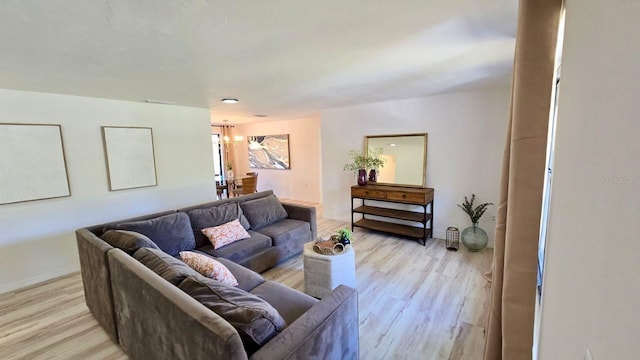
[457,194,493,252]
[225,161,234,180]
[336,227,352,246]
[366,147,386,182]
[343,150,369,186]
[343,147,386,185]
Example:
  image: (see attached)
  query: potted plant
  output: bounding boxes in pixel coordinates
[225,161,234,180]
[343,147,386,185]
[366,147,386,182]
[457,194,493,251]
[336,227,352,246]
[343,150,369,186]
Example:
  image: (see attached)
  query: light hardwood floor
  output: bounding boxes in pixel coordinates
[0,218,492,360]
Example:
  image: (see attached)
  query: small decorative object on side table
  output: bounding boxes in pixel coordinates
[313,239,346,255]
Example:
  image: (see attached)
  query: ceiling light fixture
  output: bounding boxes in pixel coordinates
[389,143,397,147]
[221,98,239,104]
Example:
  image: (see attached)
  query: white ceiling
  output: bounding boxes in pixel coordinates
[0,0,517,124]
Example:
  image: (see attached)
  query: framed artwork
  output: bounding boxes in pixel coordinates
[102,126,157,191]
[0,123,71,205]
[247,134,290,169]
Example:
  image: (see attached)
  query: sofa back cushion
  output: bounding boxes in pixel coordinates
[239,195,288,230]
[101,229,160,254]
[108,212,195,256]
[133,247,200,286]
[179,276,286,351]
[187,203,250,247]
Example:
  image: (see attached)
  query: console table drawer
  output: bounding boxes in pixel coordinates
[352,188,386,199]
[386,191,425,204]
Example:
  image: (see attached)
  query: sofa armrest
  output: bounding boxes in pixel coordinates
[108,249,249,360]
[281,203,317,241]
[250,285,358,360]
[75,228,118,343]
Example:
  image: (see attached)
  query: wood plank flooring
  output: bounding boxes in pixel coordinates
[0,217,492,360]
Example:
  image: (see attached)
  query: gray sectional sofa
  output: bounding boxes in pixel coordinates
[76,190,359,360]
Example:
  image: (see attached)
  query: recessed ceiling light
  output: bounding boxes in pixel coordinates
[389,143,397,147]
[254,114,268,117]
[221,98,239,104]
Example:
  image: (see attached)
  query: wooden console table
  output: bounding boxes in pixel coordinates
[350,184,434,246]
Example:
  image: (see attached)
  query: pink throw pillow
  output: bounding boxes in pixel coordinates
[201,219,251,250]
[179,251,238,286]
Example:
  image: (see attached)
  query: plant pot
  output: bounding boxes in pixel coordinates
[368,169,377,182]
[357,169,367,186]
[461,225,488,252]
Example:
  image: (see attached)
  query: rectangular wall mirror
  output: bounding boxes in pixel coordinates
[365,133,428,188]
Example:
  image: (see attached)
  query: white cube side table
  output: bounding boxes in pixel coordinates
[303,241,356,299]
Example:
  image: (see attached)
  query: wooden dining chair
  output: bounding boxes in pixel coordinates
[235,172,257,190]
[234,175,258,196]
[215,180,227,199]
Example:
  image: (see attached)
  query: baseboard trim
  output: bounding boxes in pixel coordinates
[0,265,79,295]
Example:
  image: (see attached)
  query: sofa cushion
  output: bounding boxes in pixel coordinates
[195,254,265,292]
[187,203,251,247]
[180,251,238,287]
[109,212,195,256]
[250,281,318,325]
[255,219,311,246]
[179,276,286,349]
[197,230,272,263]
[240,195,288,230]
[133,247,200,286]
[101,229,160,254]
[201,219,251,250]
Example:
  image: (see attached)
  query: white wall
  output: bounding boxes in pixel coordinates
[0,89,215,294]
[537,1,640,359]
[232,117,322,203]
[321,87,510,242]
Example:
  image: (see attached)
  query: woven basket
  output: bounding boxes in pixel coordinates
[313,240,346,255]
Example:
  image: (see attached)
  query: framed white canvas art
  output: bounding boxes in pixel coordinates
[102,126,157,191]
[0,123,71,205]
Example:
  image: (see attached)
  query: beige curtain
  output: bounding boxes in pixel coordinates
[484,0,562,359]
[221,125,236,175]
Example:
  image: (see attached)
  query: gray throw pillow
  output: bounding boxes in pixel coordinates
[239,195,288,230]
[133,247,200,286]
[101,229,160,254]
[179,276,286,348]
[187,203,251,247]
[110,212,195,256]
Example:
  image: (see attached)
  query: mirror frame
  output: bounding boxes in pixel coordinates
[365,133,428,188]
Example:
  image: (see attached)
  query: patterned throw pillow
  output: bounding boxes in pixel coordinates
[179,251,238,287]
[201,218,251,250]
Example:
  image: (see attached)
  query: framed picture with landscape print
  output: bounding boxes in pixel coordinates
[247,134,290,169]
[102,126,157,191]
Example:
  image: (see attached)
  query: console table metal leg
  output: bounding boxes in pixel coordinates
[431,199,434,241]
